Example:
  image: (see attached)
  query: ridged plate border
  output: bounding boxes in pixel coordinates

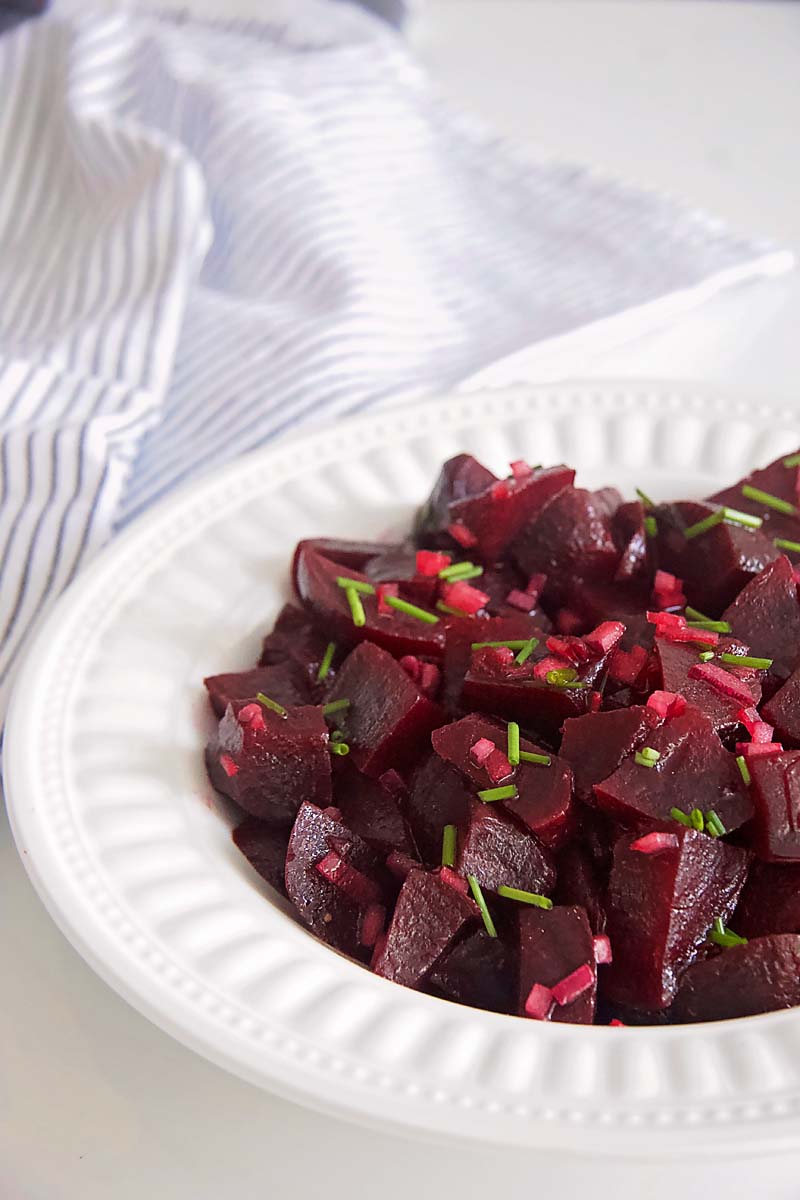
[7,380,800,1157]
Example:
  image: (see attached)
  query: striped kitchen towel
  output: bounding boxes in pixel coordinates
[0,0,793,719]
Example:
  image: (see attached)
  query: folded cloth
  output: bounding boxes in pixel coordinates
[0,0,793,719]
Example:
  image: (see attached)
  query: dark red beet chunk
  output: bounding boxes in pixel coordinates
[593,707,753,833]
[327,641,444,777]
[572,580,653,653]
[762,667,800,745]
[723,556,800,683]
[512,487,620,607]
[258,602,335,685]
[292,537,401,576]
[554,841,606,933]
[672,935,800,1022]
[414,454,498,546]
[405,752,474,863]
[332,759,416,856]
[654,636,761,734]
[748,751,800,861]
[708,449,800,557]
[653,501,779,616]
[456,799,555,896]
[445,465,574,564]
[517,906,597,1024]
[207,703,331,825]
[612,500,649,582]
[560,706,658,803]
[372,868,478,988]
[734,860,800,938]
[232,817,289,896]
[285,802,387,960]
[603,825,750,1010]
[428,929,515,1014]
[204,663,311,717]
[441,613,545,711]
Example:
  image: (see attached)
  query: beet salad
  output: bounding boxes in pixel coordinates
[204,447,800,1025]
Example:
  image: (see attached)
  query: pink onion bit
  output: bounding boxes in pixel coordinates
[584,620,625,654]
[399,654,422,682]
[237,702,266,731]
[510,459,534,481]
[646,690,687,719]
[555,607,584,635]
[737,705,761,734]
[630,831,679,854]
[608,643,649,686]
[609,1019,626,1027]
[687,661,754,706]
[505,588,537,613]
[315,852,382,906]
[416,549,450,576]
[653,569,687,611]
[470,736,496,766]
[439,866,469,895]
[524,982,555,1020]
[484,747,514,784]
[219,752,239,777]
[551,962,594,1007]
[533,654,571,681]
[360,903,386,947]
[376,581,399,615]
[592,934,613,965]
[751,720,775,744]
[736,741,784,759]
[447,522,478,549]
[419,662,441,695]
[442,579,490,614]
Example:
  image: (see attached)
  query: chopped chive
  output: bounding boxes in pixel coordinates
[438,561,483,581]
[644,515,658,538]
[322,698,351,716]
[690,808,705,831]
[705,810,726,838]
[708,922,748,948]
[497,885,553,909]
[684,509,724,540]
[545,667,586,689]
[330,728,345,743]
[634,748,660,768]
[515,637,538,665]
[698,650,715,662]
[713,916,725,936]
[719,652,773,670]
[330,741,350,756]
[736,754,751,785]
[636,487,655,509]
[784,453,800,468]
[477,784,518,803]
[741,484,798,516]
[436,601,471,616]
[687,619,731,632]
[670,807,692,827]
[467,874,498,938]
[441,824,457,868]
[720,506,763,530]
[518,750,551,766]
[385,595,439,624]
[336,576,375,595]
[256,692,288,717]
[471,639,530,650]
[775,537,800,553]
[345,585,366,627]
[317,642,336,682]
[507,722,520,766]
[685,606,711,622]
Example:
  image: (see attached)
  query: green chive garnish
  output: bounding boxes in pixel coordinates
[322,698,350,716]
[467,874,497,938]
[507,721,520,767]
[330,728,345,743]
[330,741,350,756]
[698,650,715,662]
[477,784,518,803]
[497,885,553,909]
[441,824,457,868]
[644,515,657,538]
[684,510,724,540]
[719,652,773,670]
[385,595,439,624]
[336,577,375,595]
[545,667,587,689]
[708,921,747,948]
[784,453,800,468]
[741,484,798,516]
[690,808,705,831]
[719,506,763,530]
[636,487,655,509]
[436,601,470,617]
[438,561,483,581]
[345,585,366,627]
[471,639,530,650]
[775,537,800,553]
[515,637,538,665]
[518,750,551,766]
[736,754,751,785]
[317,642,336,682]
[670,807,691,827]
[686,619,730,632]
[685,606,710,622]
[634,747,660,768]
[705,810,726,838]
[256,692,287,717]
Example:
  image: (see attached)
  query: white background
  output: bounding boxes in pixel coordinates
[3,3,800,1198]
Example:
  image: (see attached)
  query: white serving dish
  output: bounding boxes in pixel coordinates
[7,379,800,1157]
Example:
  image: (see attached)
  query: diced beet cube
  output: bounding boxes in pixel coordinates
[204,662,311,717]
[512,486,620,608]
[258,602,337,689]
[232,817,289,896]
[560,706,659,803]
[444,465,575,564]
[653,501,779,616]
[332,759,416,856]
[456,799,555,897]
[733,860,800,938]
[672,935,800,1022]
[206,703,331,825]
[327,641,445,777]
[285,802,387,959]
[428,929,515,1014]
[516,906,597,1024]
[554,840,607,934]
[405,752,474,863]
[593,707,753,833]
[603,825,750,1009]
[722,556,800,683]
[654,635,761,734]
[762,666,800,745]
[748,750,800,861]
[372,868,478,988]
[414,454,498,546]
[708,449,800,554]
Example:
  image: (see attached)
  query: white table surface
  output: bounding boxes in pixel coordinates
[4,3,800,1198]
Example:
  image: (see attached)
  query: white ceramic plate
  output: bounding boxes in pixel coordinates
[7,380,800,1157]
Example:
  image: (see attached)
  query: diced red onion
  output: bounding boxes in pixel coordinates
[524,982,555,1020]
[419,662,441,695]
[219,753,239,777]
[376,582,399,615]
[439,867,469,895]
[609,1019,626,1027]
[416,549,451,576]
[608,644,648,686]
[653,569,687,611]
[470,737,496,765]
[491,479,510,501]
[736,741,784,759]
[552,962,595,1006]
[484,747,514,784]
[386,851,419,880]
[316,852,382,906]
[646,690,687,719]
[526,573,547,602]
[360,903,386,947]
[736,706,761,735]
[447,522,478,548]
[555,608,584,635]
[476,645,516,672]
[398,654,421,682]
[442,580,490,615]
[505,588,537,613]
[630,831,679,854]
[647,610,686,630]
[590,690,602,712]
[750,721,775,744]
[584,621,626,654]
[687,662,754,705]
[546,635,591,664]
[510,459,533,481]
[533,654,572,681]
[592,934,613,965]
[237,702,266,730]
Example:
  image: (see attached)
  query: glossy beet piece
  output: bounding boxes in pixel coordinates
[405,752,474,863]
[232,816,289,896]
[734,860,800,938]
[428,929,515,1014]
[456,799,555,896]
[612,500,649,582]
[332,759,416,856]
[762,666,800,745]
[206,703,331,825]
[204,662,311,717]
[603,825,750,1009]
[327,641,444,777]
[722,556,800,683]
[292,537,401,576]
[554,841,606,934]
[560,706,658,803]
[593,707,753,833]
[293,543,446,660]
[653,501,779,616]
[445,465,575,564]
[672,935,800,1022]
[517,906,597,1024]
[372,868,477,988]
[748,751,800,861]
[513,487,620,607]
[654,636,761,734]
[441,613,545,711]
[285,802,387,960]
[414,454,498,545]
[708,448,800,556]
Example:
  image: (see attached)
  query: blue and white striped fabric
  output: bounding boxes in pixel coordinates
[0,1,793,719]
